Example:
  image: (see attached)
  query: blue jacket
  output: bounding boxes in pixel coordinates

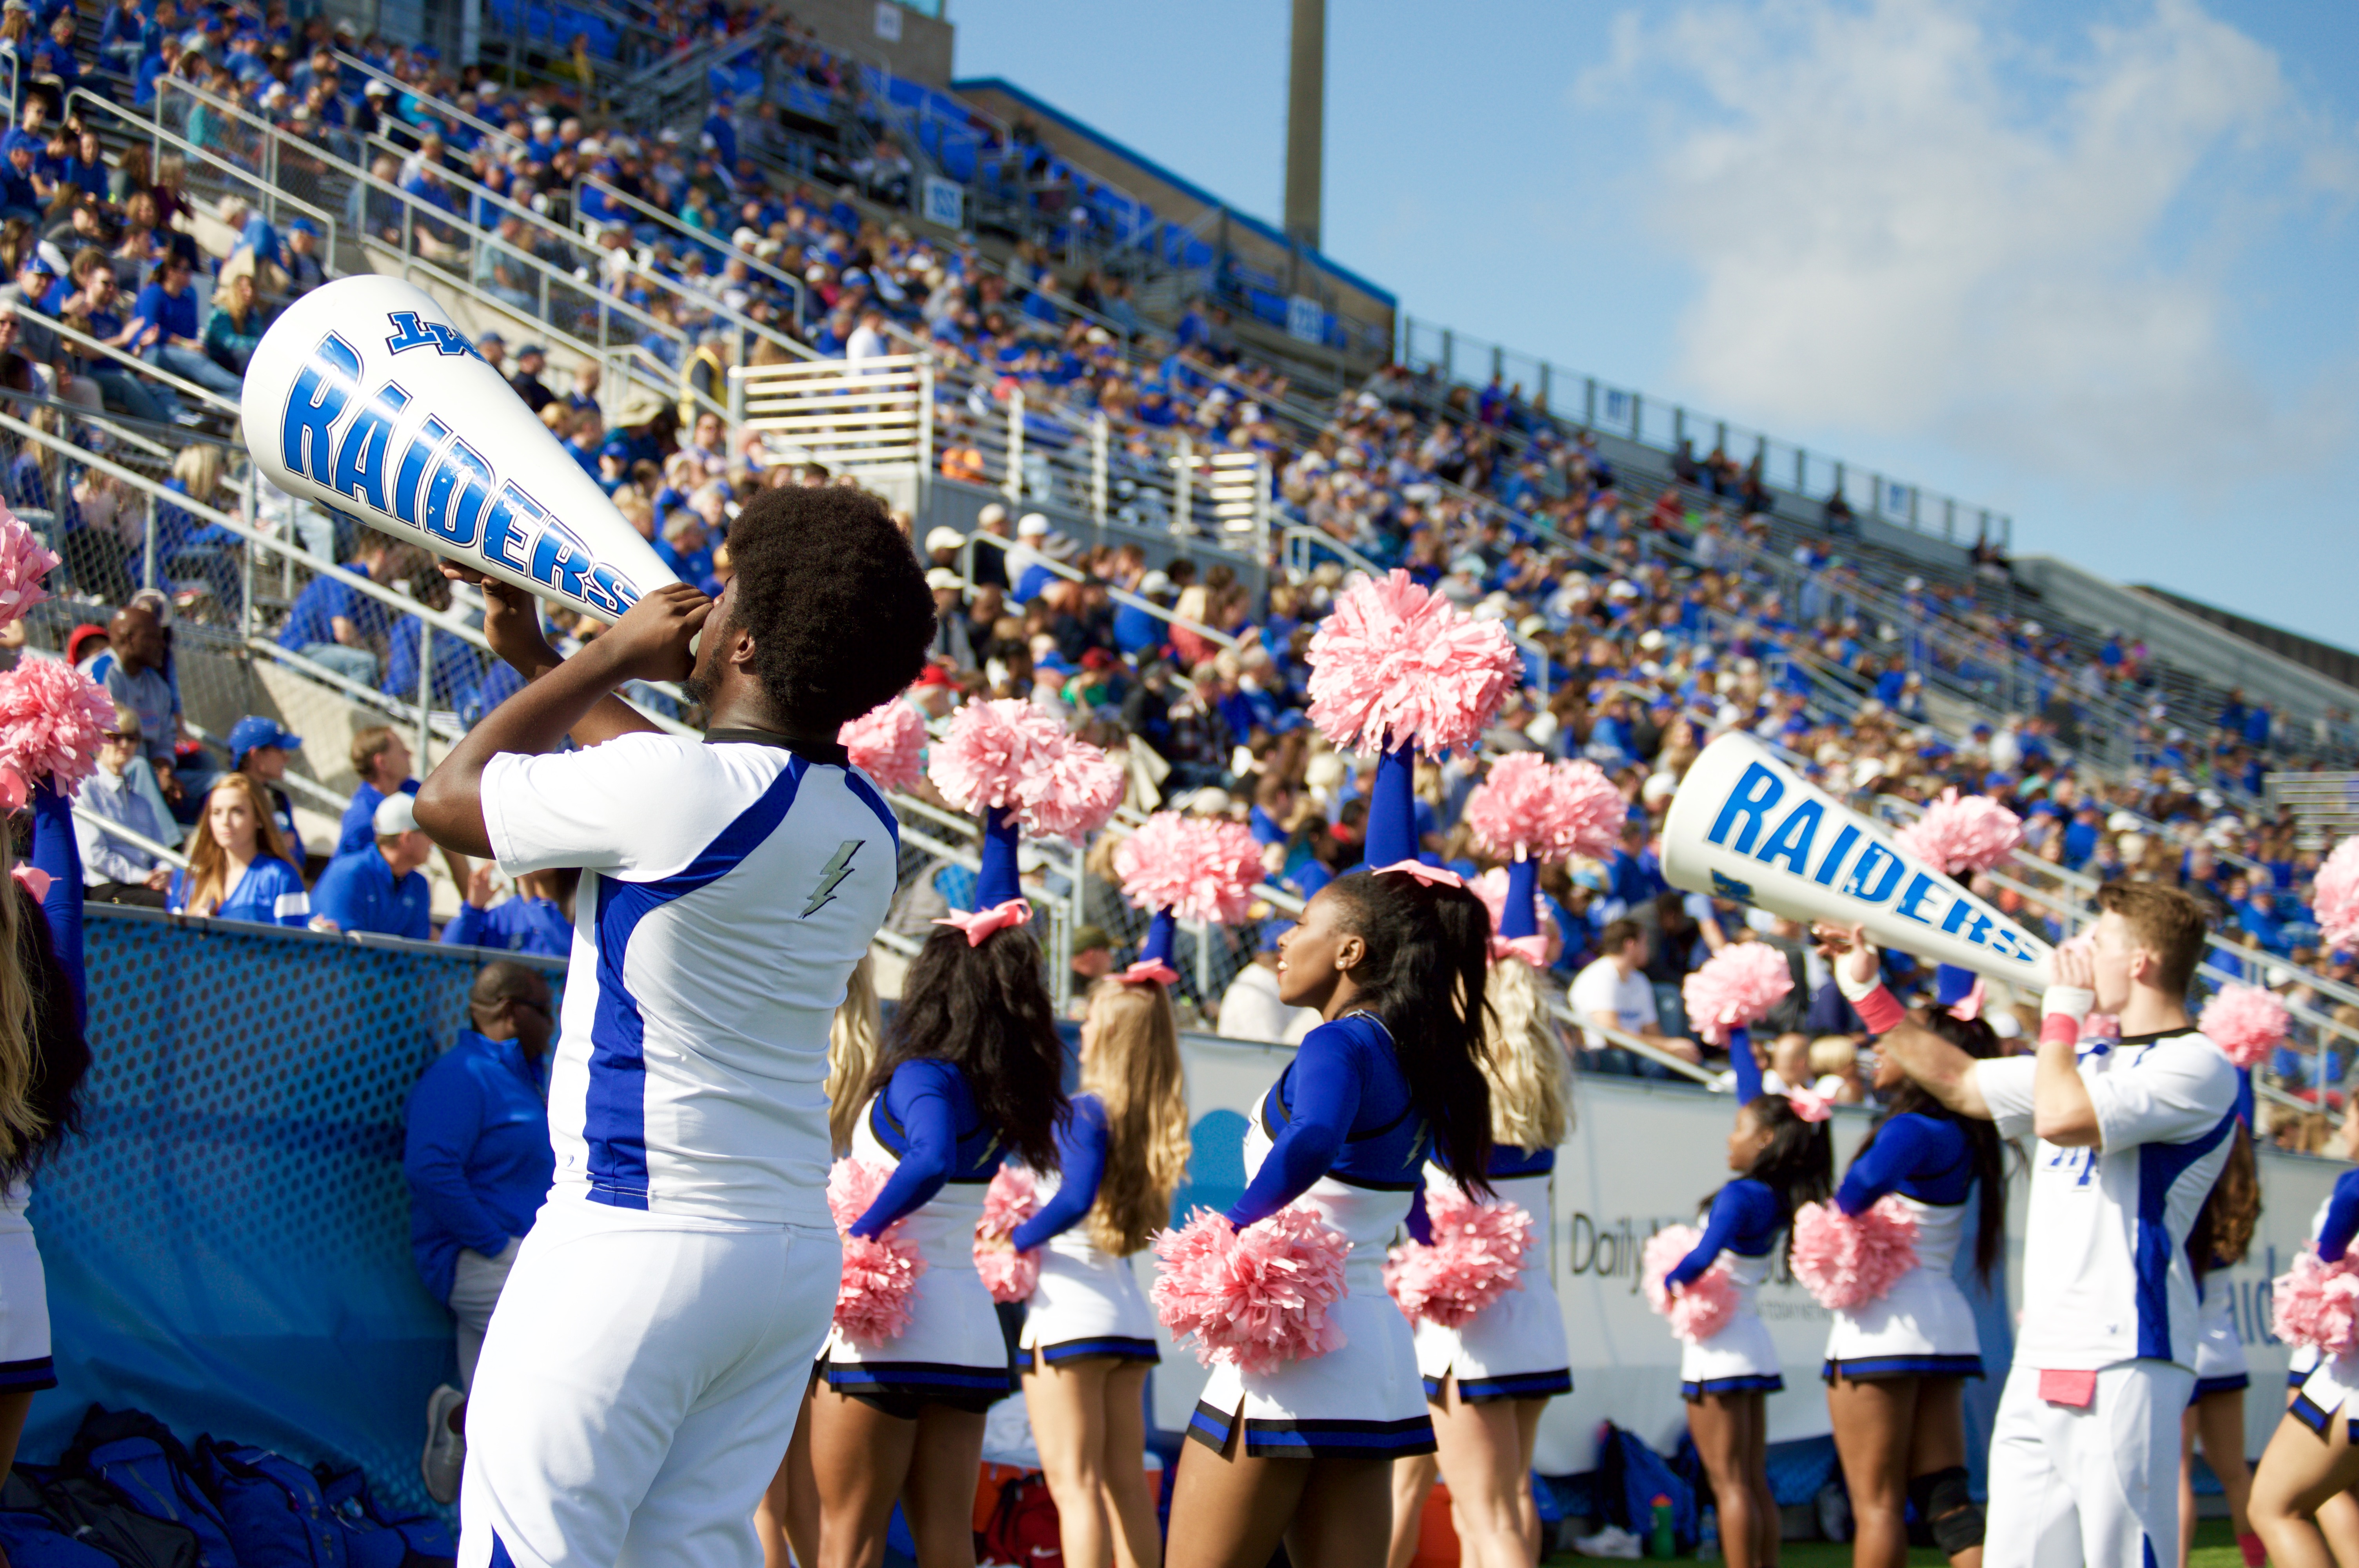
[441,895,571,957]
[337,778,419,855]
[311,846,430,939]
[168,855,310,926]
[402,1030,552,1303]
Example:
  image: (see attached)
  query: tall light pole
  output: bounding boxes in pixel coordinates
[1284,0,1325,269]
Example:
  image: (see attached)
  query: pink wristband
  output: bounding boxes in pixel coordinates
[2040,1014,2081,1049]
[1852,985,1906,1036]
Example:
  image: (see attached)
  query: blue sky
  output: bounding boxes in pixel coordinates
[950,0,2359,648]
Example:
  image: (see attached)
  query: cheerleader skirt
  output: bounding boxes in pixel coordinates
[1410,1170,1572,1403]
[1188,1102,1435,1459]
[1822,1196,1982,1382]
[0,1185,51,1392]
[1681,1251,1782,1400]
[2192,1274,2249,1400]
[820,1102,1011,1417]
[1018,1222,1160,1367]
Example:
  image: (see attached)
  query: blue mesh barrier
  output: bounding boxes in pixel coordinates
[22,907,561,1519]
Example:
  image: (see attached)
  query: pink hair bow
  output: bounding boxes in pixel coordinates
[1370,858,1463,890]
[1787,1079,1837,1123]
[9,865,48,902]
[933,898,1032,947]
[1947,976,1986,1022]
[0,767,24,812]
[1490,934,1548,967]
[1118,958,1181,987]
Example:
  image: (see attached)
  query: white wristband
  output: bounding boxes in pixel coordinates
[1834,962,1882,1003]
[2040,985,2095,1023]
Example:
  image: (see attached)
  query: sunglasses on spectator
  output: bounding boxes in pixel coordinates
[101,730,139,744]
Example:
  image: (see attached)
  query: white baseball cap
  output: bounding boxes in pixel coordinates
[1016,513,1050,538]
[373,792,419,837]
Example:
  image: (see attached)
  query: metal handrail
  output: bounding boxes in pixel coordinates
[959,529,1241,651]
[331,51,513,151]
[22,306,242,418]
[571,174,811,334]
[71,802,191,869]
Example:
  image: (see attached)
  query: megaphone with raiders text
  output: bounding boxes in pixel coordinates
[1661,732,2054,989]
[240,276,679,623]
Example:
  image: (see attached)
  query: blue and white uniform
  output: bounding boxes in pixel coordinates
[2288,1170,2359,1439]
[0,784,85,1392]
[821,1059,1016,1414]
[2192,1269,2248,1399]
[1667,1179,1785,1398]
[1189,1011,1438,1459]
[1413,1143,1572,1403]
[457,732,898,1568]
[1822,1113,1983,1381]
[166,853,310,926]
[1014,1093,1160,1366]
[1973,1025,2238,1568]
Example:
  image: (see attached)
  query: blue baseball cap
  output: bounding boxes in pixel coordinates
[287,216,318,235]
[227,714,301,764]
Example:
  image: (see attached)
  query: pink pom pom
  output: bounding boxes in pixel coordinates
[838,699,927,792]
[1894,789,2023,877]
[0,656,114,802]
[826,1157,927,1346]
[1789,1198,1920,1310]
[1383,1188,1533,1328]
[2317,839,2359,953]
[1151,1205,1351,1375]
[0,503,58,624]
[1681,942,1794,1045]
[2201,983,2290,1069]
[927,698,1123,839]
[1114,813,1265,925]
[1305,570,1521,759]
[1640,1224,1738,1343]
[972,1163,1041,1305]
[1463,753,1624,864]
[2274,1249,2359,1357]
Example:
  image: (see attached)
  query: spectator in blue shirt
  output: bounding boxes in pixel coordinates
[278,535,407,689]
[132,257,243,397]
[227,714,307,864]
[403,958,555,1501]
[309,791,433,939]
[338,723,417,855]
[29,13,79,97]
[442,864,575,957]
[97,0,147,74]
[0,140,44,224]
[166,774,310,926]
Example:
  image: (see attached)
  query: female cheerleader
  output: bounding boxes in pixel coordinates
[1665,1037,1833,1568]
[1813,962,2008,1568]
[2248,1140,2359,1568]
[2180,1115,2261,1568]
[808,831,1069,1568]
[1388,863,1575,1568]
[1165,863,1497,1568]
[0,779,92,1472]
[167,773,309,926]
[1010,974,1189,1568]
[758,953,880,1568]
[2271,1110,2359,1567]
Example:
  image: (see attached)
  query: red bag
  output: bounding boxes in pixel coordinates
[977,1471,1062,1567]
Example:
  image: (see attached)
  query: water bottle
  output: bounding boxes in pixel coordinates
[1697,1505,1720,1561]
[1650,1494,1676,1560]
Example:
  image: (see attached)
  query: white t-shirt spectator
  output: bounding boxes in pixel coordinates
[1974,1029,2237,1370]
[1570,956,1658,1050]
[1216,964,1319,1045]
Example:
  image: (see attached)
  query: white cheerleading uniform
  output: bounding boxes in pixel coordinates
[1824,1195,1982,1380]
[1974,1027,2239,1568]
[821,1087,1012,1413]
[1017,1141,1160,1365]
[0,1180,53,1393]
[2290,1172,2359,1440]
[1188,1014,1436,1459]
[1412,1156,1572,1403]
[1681,1249,1783,1398]
[2192,1274,2248,1399]
[461,734,899,1568]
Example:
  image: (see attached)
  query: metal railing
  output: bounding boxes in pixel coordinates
[729,354,930,474]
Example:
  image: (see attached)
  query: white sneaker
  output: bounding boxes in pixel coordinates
[1572,1524,1645,1559]
[422,1383,466,1505]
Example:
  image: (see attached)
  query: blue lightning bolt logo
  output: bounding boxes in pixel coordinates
[802,840,863,918]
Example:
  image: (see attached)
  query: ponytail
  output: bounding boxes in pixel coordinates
[1740,1094,1833,1262]
[1323,869,1494,1194]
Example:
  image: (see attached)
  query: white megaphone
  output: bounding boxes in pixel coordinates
[240,276,679,624]
[1662,732,2054,989]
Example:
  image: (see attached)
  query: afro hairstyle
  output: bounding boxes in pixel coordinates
[720,485,935,732]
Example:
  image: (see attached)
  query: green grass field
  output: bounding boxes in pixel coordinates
[1547,1518,2249,1567]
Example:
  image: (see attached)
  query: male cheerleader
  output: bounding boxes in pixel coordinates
[414,485,935,1567]
[1819,882,2236,1568]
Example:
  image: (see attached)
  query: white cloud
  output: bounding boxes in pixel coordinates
[1581,0,2359,496]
